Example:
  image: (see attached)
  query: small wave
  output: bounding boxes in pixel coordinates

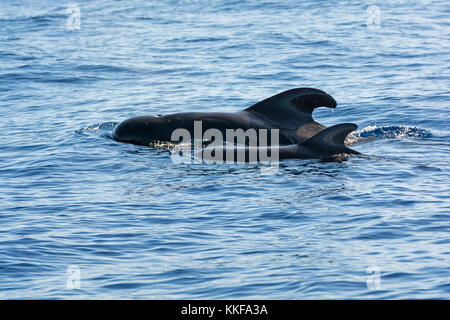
[76,122,118,133]
[74,64,134,74]
[346,125,431,145]
[0,13,65,25]
[182,36,228,43]
[75,122,118,140]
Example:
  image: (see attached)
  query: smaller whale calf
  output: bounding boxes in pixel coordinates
[196,123,359,162]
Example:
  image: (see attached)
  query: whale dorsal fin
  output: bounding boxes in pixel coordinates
[300,123,360,155]
[244,88,337,133]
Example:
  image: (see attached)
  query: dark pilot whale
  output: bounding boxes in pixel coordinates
[198,123,358,162]
[113,88,360,159]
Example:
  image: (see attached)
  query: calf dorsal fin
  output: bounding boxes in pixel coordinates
[301,123,360,155]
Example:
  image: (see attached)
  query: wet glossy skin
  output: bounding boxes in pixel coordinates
[113,111,304,146]
[113,88,338,147]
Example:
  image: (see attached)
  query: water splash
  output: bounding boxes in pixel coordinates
[75,122,118,135]
[74,122,119,141]
[346,125,431,145]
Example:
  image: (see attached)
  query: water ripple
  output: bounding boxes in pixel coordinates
[0,0,449,300]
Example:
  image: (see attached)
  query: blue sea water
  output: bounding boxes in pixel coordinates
[0,0,449,299]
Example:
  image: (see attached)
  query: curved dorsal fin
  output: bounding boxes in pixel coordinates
[244,88,337,132]
[301,123,360,155]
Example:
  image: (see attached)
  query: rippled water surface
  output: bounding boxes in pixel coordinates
[1,0,449,299]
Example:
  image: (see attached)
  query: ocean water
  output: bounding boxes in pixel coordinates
[0,0,449,299]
